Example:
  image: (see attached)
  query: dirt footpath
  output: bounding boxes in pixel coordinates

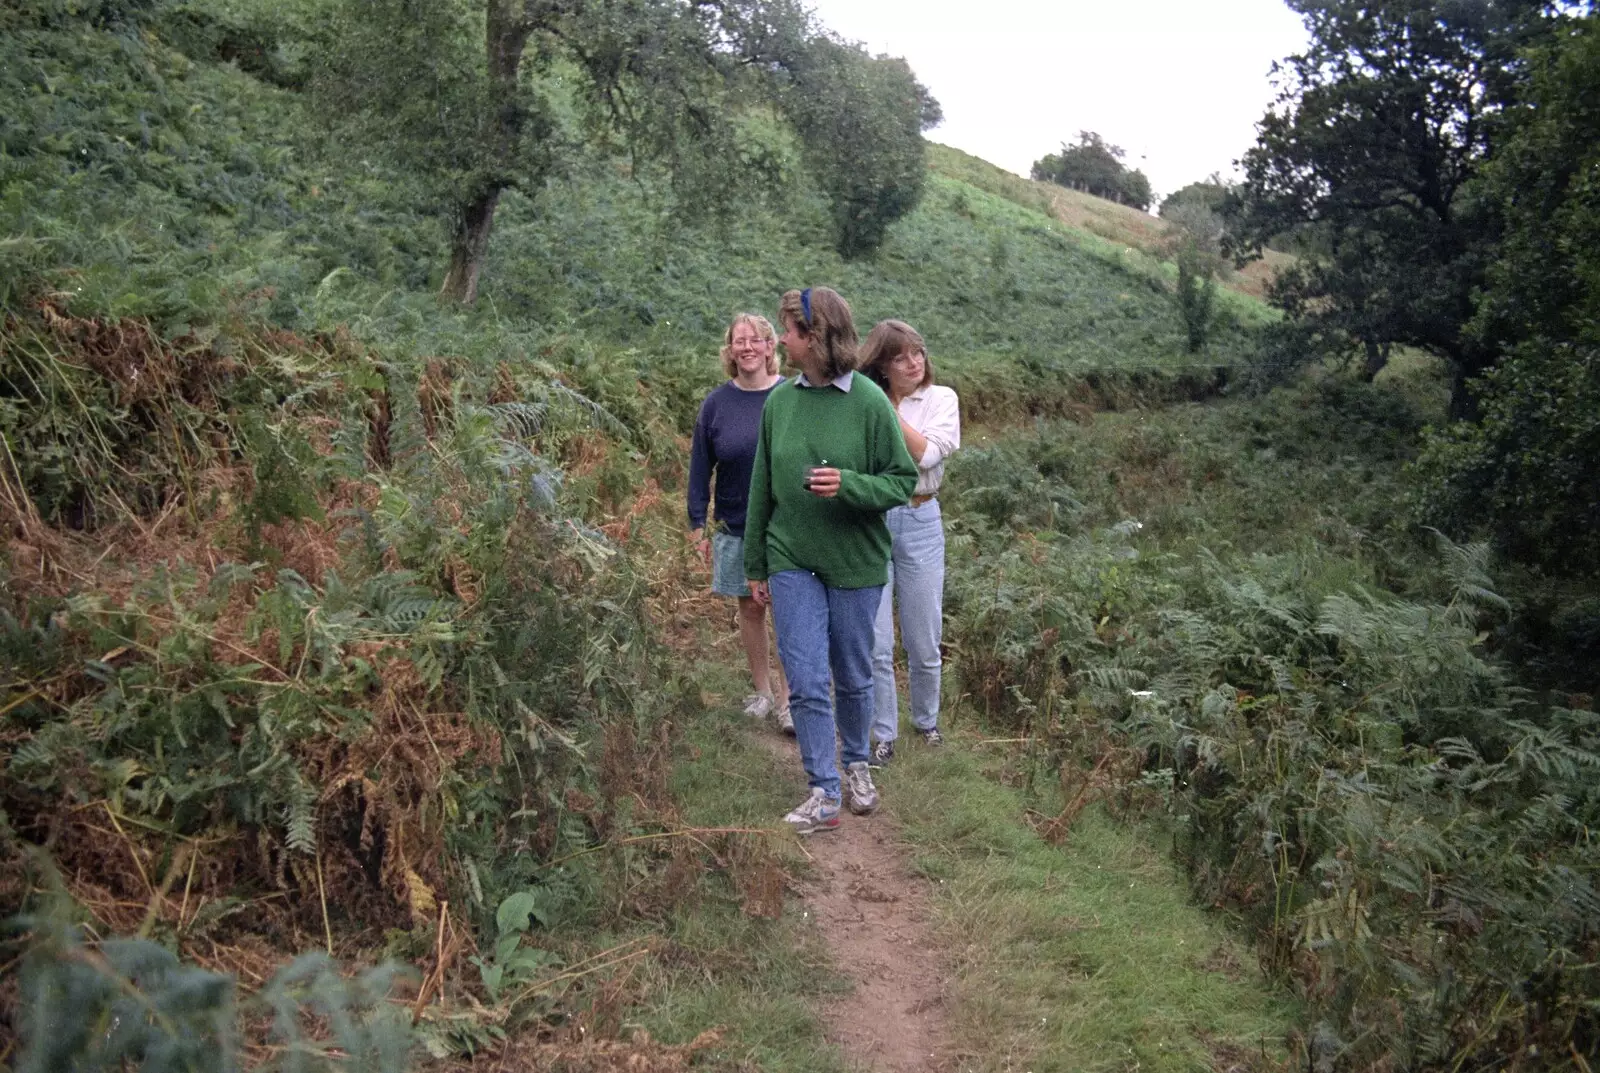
[764,737,954,1072]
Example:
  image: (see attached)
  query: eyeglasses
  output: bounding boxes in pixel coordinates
[890,350,924,367]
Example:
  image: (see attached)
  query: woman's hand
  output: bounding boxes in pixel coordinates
[690,528,710,566]
[805,466,842,498]
[747,579,770,605]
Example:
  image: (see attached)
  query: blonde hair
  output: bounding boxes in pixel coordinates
[719,313,779,379]
[779,286,858,382]
[862,319,935,392]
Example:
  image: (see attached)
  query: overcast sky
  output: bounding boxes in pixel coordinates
[802,0,1310,208]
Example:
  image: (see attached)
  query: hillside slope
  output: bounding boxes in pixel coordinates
[2,6,1269,386]
[927,144,1295,300]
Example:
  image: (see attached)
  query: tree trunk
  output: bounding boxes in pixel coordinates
[437,1,534,305]
[1360,339,1390,382]
[439,187,502,306]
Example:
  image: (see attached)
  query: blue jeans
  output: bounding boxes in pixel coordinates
[769,570,883,800]
[872,499,945,742]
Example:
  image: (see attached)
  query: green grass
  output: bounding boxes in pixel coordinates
[636,629,1295,1072]
[616,652,848,1073]
[884,743,1296,1072]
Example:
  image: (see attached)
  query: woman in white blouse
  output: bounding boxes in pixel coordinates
[860,320,961,765]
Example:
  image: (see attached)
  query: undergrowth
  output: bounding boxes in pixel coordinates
[0,291,775,1067]
[940,376,1600,1070]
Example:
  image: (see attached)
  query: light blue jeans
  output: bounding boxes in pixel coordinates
[769,570,882,800]
[872,499,945,743]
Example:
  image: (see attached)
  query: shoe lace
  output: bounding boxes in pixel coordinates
[795,789,827,819]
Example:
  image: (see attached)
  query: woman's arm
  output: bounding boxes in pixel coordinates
[898,413,929,462]
[912,387,961,469]
[836,398,918,511]
[687,399,715,531]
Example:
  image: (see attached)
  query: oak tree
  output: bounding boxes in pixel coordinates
[1228,0,1557,413]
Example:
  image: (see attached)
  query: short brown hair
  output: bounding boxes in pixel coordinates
[779,286,858,382]
[719,313,778,379]
[862,319,935,392]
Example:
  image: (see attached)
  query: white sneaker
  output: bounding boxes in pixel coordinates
[742,693,774,718]
[776,704,795,735]
[784,788,840,834]
[844,761,879,815]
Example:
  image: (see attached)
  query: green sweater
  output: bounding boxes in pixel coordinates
[744,374,918,589]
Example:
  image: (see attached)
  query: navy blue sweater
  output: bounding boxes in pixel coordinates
[687,378,783,537]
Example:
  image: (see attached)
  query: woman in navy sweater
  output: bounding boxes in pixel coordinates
[688,313,790,729]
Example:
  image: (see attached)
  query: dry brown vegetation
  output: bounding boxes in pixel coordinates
[0,300,801,1069]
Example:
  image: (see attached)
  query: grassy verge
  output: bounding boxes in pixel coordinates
[621,646,847,1072]
[881,739,1296,1073]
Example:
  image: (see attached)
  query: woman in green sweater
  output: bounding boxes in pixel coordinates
[744,286,918,834]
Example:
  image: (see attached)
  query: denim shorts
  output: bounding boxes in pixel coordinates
[710,531,748,598]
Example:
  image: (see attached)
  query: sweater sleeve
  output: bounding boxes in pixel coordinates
[686,396,714,531]
[742,404,775,581]
[837,394,917,512]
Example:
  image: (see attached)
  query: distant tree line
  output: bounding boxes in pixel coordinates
[1029,131,1152,211]
[1225,0,1600,577]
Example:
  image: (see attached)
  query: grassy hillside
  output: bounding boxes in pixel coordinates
[927,143,1296,301]
[2,3,1270,389]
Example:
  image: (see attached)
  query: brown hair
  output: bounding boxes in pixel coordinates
[718,313,779,380]
[779,286,858,382]
[862,319,935,392]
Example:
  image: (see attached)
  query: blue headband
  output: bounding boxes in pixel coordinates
[800,287,812,325]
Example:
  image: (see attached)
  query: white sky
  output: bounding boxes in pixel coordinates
[802,0,1310,208]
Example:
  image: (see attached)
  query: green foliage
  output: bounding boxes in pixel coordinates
[785,37,937,258]
[157,0,320,88]
[1158,177,1229,220]
[1161,179,1229,352]
[12,909,412,1073]
[0,3,1270,392]
[1416,16,1600,583]
[940,378,1600,1070]
[1168,223,1220,355]
[1030,131,1152,211]
[302,0,937,297]
[1416,341,1600,576]
[1228,0,1566,412]
[1471,12,1600,357]
[1172,254,1215,354]
[471,892,563,1003]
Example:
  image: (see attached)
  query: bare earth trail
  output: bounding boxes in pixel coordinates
[755,734,954,1073]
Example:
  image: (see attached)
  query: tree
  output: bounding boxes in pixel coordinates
[1228,0,1559,414]
[784,37,940,258]
[1159,176,1229,220]
[1031,131,1152,210]
[1417,13,1600,574]
[309,0,816,305]
[1470,11,1600,356]
[1161,199,1226,352]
